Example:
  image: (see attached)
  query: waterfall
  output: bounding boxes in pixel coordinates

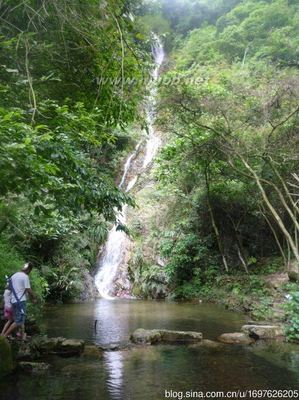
[95,35,165,299]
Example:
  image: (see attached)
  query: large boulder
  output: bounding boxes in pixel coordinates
[130,329,162,344]
[160,330,202,343]
[264,273,289,290]
[130,329,202,345]
[0,337,13,376]
[60,339,85,356]
[217,333,254,345]
[75,268,98,302]
[30,336,85,356]
[30,336,65,353]
[288,260,299,282]
[241,325,284,339]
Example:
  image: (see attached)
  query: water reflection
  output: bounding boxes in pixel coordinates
[43,299,248,344]
[93,299,131,345]
[2,300,299,400]
[104,352,124,400]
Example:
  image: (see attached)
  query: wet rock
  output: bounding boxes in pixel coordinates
[30,335,85,356]
[76,268,98,302]
[82,345,103,358]
[60,339,85,356]
[0,337,13,376]
[98,342,131,351]
[130,329,162,344]
[30,336,65,354]
[130,329,202,345]
[241,325,284,339]
[160,330,202,343]
[112,238,135,298]
[217,333,254,345]
[18,362,50,373]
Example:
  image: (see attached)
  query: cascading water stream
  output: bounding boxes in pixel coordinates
[95,35,165,299]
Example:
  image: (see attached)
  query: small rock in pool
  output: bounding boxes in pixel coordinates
[18,362,50,373]
[217,332,254,345]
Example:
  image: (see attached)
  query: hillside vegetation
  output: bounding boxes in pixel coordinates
[0,0,149,303]
[129,0,299,337]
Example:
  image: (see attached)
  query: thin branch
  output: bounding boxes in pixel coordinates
[267,106,299,142]
[24,38,37,124]
[112,13,125,121]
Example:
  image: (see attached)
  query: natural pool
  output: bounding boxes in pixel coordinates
[1,299,298,400]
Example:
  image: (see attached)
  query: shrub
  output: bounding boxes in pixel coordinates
[285,292,299,342]
[0,239,24,292]
[0,238,48,321]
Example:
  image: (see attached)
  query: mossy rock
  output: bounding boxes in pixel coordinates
[241,325,284,339]
[82,345,103,358]
[0,337,13,376]
[288,260,299,282]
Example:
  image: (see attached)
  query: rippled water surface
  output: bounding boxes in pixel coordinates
[1,299,299,400]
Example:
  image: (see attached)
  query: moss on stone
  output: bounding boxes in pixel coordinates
[0,336,13,376]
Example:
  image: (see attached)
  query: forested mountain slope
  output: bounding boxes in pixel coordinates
[129,0,299,336]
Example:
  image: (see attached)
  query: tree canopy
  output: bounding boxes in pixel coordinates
[0,0,149,300]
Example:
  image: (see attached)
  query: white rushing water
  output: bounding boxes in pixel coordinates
[95,35,165,299]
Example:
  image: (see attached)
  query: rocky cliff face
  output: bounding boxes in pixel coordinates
[106,133,166,298]
[76,268,99,302]
[94,37,167,299]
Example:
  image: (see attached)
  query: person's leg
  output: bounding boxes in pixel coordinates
[3,304,17,336]
[1,308,14,335]
[3,302,25,337]
[1,319,13,336]
[3,321,17,337]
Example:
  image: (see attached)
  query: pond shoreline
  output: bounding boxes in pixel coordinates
[1,299,299,399]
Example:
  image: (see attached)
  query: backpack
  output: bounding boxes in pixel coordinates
[5,275,25,314]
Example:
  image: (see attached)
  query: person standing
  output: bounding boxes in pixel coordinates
[3,262,37,339]
[1,286,13,336]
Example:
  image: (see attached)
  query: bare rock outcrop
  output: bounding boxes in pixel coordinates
[130,328,202,344]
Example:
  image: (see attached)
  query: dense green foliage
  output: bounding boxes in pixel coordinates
[285,291,299,342]
[0,0,149,302]
[137,0,242,50]
[137,0,299,306]
[1,0,298,337]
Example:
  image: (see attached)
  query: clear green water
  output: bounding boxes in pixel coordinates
[1,299,299,400]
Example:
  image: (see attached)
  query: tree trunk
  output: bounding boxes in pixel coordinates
[238,154,299,264]
[204,167,229,272]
